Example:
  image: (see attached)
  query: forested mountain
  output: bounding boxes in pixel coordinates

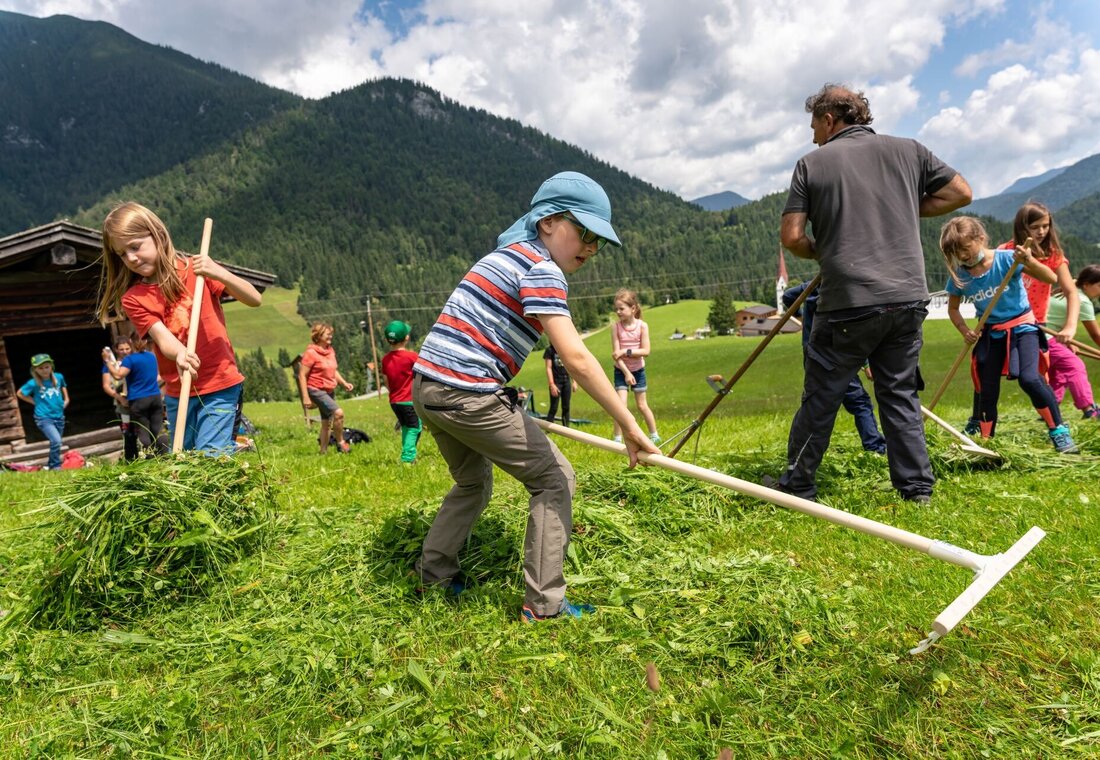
[968,152,1100,224]
[690,191,752,212]
[999,167,1066,196]
[71,77,813,336]
[0,11,300,230]
[1058,192,1100,245]
[3,9,1098,358]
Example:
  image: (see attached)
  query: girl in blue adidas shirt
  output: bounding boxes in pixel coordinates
[17,353,70,470]
[940,216,1077,453]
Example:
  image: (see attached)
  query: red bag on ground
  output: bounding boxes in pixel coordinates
[61,450,86,469]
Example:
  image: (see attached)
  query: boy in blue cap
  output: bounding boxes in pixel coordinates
[381,319,421,463]
[412,171,660,621]
[16,353,70,470]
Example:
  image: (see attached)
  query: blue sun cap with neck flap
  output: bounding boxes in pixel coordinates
[497,171,622,249]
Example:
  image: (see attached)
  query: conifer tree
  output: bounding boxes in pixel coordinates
[708,286,736,335]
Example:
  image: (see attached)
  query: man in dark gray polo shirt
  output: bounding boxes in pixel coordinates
[774,83,972,503]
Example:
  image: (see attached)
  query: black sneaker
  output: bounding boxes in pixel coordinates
[761,474,816,500]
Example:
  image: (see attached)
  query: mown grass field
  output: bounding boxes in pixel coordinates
[2,302,1099,757]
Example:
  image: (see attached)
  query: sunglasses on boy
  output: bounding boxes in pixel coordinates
[561,214,609,251]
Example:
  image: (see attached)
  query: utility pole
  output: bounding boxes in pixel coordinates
[365,295,382,400]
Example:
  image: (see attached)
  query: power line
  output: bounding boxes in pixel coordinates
[302,272,802,321]
[295,259,812,307]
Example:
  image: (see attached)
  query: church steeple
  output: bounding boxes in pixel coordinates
[776,244,789,311]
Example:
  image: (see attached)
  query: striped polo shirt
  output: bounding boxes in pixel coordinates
[414,240,570,391]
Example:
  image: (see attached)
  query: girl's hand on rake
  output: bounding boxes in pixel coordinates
[191,250,232,284]
[1053,325,1076,345]
[1012,245,1034,266]
[959,326,980,345]
[174,347,200,380]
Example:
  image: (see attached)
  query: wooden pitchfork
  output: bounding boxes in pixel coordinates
[667,273,821,458]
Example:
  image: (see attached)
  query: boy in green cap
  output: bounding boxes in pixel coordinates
[381,320,421,463]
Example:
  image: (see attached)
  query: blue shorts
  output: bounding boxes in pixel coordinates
[164,382,241,455]
[613,366,648,392]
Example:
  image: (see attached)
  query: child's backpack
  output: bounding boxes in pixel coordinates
[61,450,86,469]
[331,428,371,446]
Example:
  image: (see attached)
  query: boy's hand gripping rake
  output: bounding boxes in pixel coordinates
[172,218,213,453]
[535,418,1043,653]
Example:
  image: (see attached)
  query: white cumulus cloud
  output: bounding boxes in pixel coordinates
[2,0,1097,201]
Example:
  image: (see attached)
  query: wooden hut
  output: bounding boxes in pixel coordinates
[0,220,275,464]
[736,304,802,338]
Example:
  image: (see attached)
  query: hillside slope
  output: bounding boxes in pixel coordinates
[967,153,1100,221]
[0,10,300,231]
[72,78,812,334]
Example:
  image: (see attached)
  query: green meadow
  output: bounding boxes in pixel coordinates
[222,286,309,359]
[1,302,1098,757]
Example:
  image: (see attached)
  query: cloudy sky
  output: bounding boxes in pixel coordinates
[4,0,1099,200]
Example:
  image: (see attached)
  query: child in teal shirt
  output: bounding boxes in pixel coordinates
[16,353,70,470]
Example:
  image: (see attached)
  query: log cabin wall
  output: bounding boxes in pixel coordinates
[0,338,22,446]
[0,221,275,456]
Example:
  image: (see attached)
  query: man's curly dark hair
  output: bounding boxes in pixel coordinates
[804,84,873,125]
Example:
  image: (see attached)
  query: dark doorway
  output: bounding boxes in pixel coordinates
[7,327,118,440]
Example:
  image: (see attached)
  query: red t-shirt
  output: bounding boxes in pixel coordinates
[999,240,1067,324]
[381,348,417,403]
[301,344,338,391]
[121,258,244,397]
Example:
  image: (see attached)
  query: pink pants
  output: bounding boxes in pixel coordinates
[1047,338,1094,409]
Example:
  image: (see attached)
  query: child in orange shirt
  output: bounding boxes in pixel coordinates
[97,202,262,454]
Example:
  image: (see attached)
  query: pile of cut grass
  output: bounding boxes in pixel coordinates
[3,456,275,629]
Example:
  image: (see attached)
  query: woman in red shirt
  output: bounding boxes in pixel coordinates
[299,322,354,453]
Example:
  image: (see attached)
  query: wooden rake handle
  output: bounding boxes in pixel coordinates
[667,272,821,458]
[926,248,1028,411]
[172,218,213,453]
[1038,325,1100,361]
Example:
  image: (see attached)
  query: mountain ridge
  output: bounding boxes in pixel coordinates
[690,190,752,212]
[968,152,1100,224]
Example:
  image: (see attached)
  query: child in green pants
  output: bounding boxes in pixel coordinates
[381,320,421,463]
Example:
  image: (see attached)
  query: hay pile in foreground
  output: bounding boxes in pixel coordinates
[5,456,274,629]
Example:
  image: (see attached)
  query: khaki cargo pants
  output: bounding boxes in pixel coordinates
[413,375,576,617]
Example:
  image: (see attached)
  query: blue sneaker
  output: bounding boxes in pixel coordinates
[414,578,466,599]
[1049,425,1079,454]
[963,417,981,437]
[521,598,595,622]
